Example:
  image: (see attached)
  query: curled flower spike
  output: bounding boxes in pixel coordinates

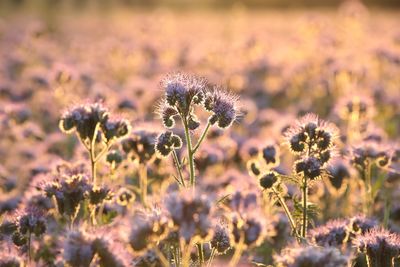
[210,225,231,255]
[204,87,239,129]
[155,131,182,157]
[353,228,400,267]
[285,113,339,157]
[59,103,109,140]
[259,171,280,190]
[161,72,207,117]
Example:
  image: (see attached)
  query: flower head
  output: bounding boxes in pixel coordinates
[309,219,349,247]
[165,190,213,243]
[161,73,207,117]
[155,131,182,157]
[204,87,239,129]
[210,224,231,254]
[353,228,400,266]
[274,244,349,267]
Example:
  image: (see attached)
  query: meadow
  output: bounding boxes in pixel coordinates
[0,2,400,266]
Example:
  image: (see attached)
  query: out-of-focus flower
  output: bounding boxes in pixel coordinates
[353,228,400,267]
[165,190,213,243]
[274,244,349,267]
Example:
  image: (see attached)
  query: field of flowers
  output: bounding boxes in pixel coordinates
[0,2,400,266]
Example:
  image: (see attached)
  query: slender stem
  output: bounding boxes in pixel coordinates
[139,164,148,208]
[301,175,308,238]
[196,243,204,266]
[229,233,245,267]
[154,247,170,267]
[172,150,185,187]
[27,232,31,264]
[271,187,298,238]
[95,142,111,162]
[364,162,373,217]
[171,245,179,267]
[207,248,216,267]
[182,238,194,267]
[183,117,195,192]
[192,121,211,154]
[89,123,100,185]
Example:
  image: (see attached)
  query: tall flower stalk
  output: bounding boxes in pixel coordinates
[59,103,130,186]
[156,73,239,193]
[284,114,339,238]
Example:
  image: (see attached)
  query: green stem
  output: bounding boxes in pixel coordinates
[192,121,211,154]
[207,248,216,267]
[89,123,100,185]
[172,150,185,187]
[271,187,299,238]
[27,232,31,264]
[197,243,204,266]
[183,117,195,192]
[301,175,308,238]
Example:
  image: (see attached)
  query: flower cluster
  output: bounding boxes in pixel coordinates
[274,244,349,267]
[60,103,130,143]
[155,131,182,157]
[204,88,240,129]
[43,172,112,221]
[10,205,46,248]
[165,190,213,243]
[353,228,400,267]
[285,114,338,180]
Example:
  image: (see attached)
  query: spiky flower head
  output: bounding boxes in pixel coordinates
[161,72,207,117]
[309,219,349,247]
[285,114,338,156]
[89,185,113,206]
[210,225,231,255]
[285,114,339,180]
[155,131,182,157]
[63,230,95,267]
[204,87,239,129]
[59,103,109,138]
[274,244,349,267]
[259,171,280,190]
[59,102,130,144]
[353,228,400,267]
[43,173,91,218]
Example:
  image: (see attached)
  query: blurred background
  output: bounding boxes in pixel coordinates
[0,0,400,12]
